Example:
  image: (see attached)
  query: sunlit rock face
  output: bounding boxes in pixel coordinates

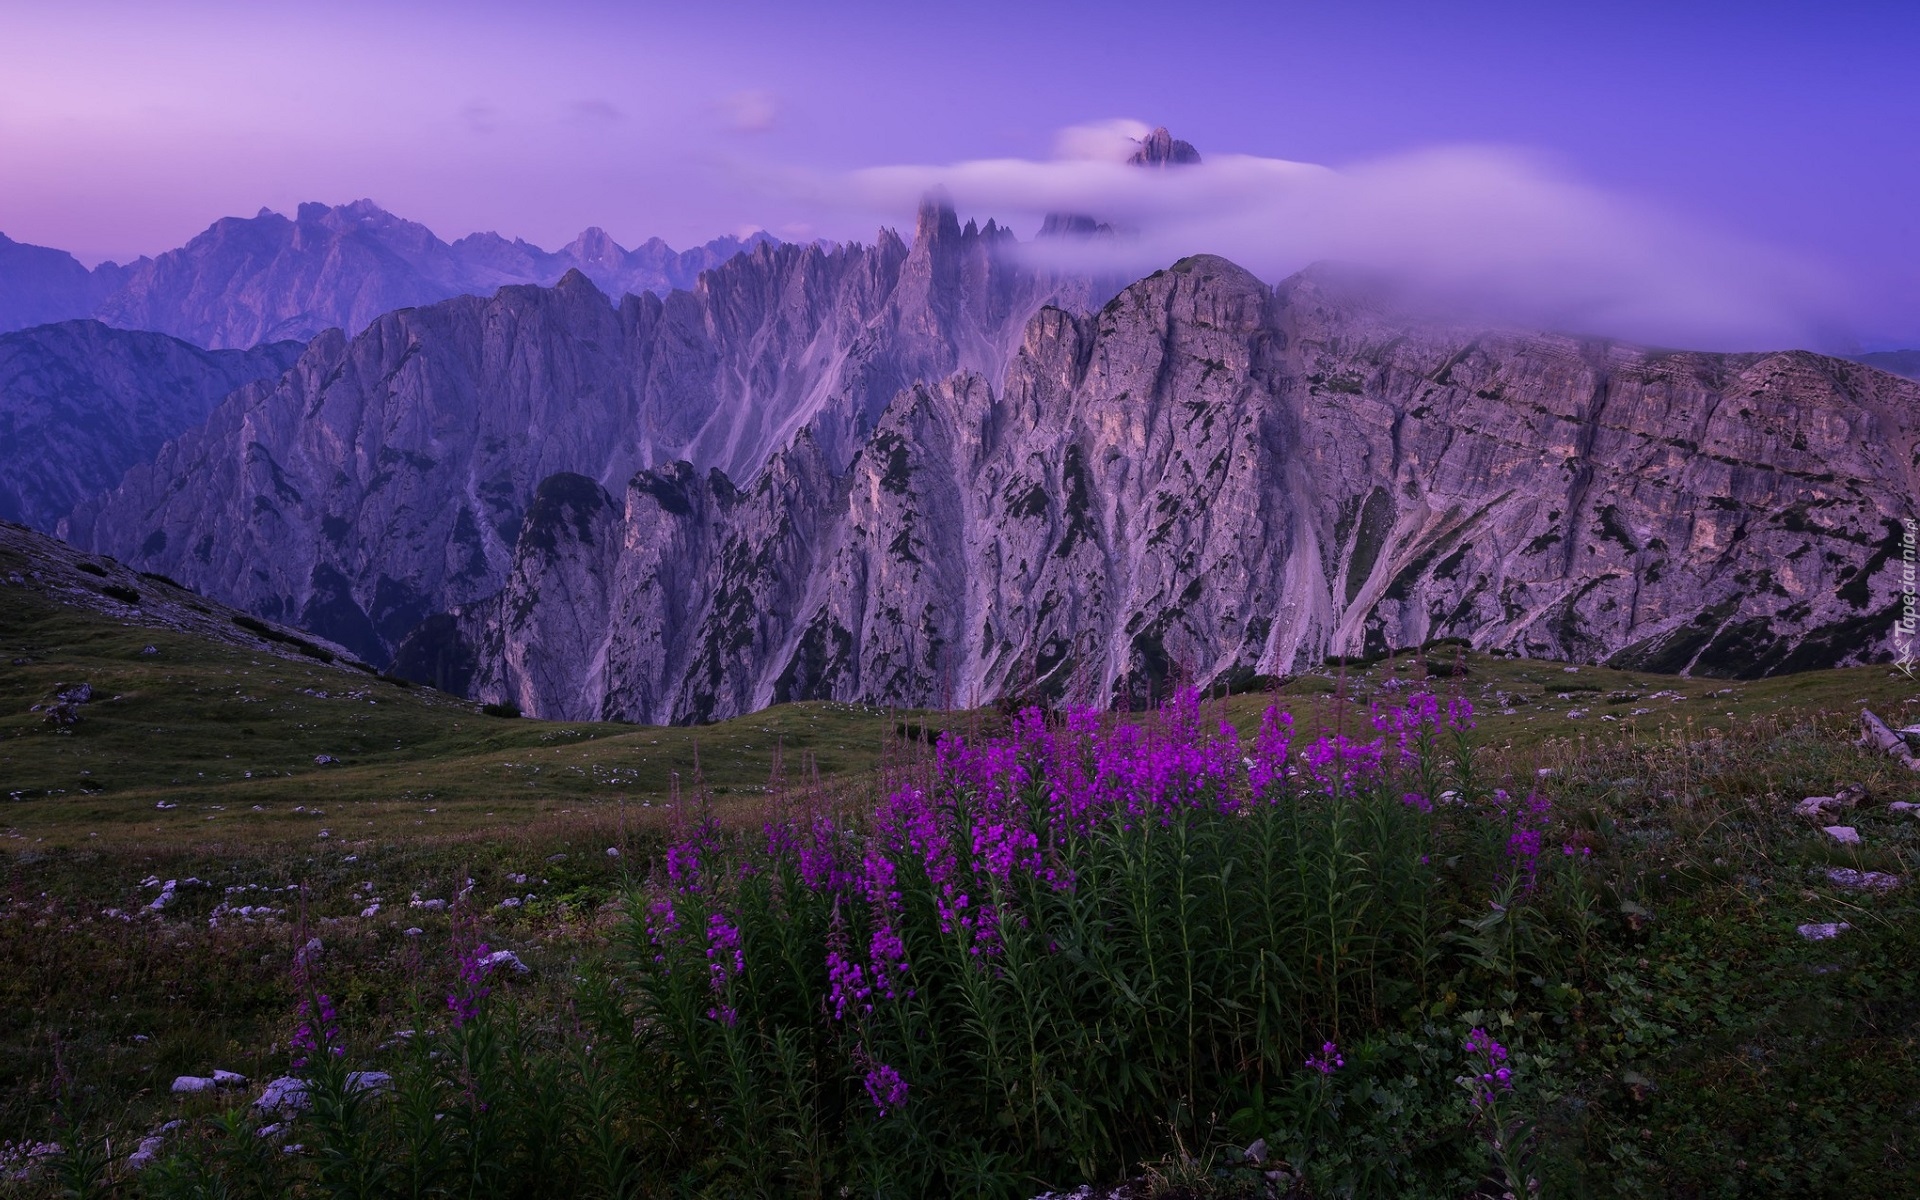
[459,257,1920,722]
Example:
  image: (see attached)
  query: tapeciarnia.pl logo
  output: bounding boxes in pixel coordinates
[1897,516,1917,678]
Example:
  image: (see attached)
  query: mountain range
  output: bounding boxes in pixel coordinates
[0,201,774,349]
[64,202,1097,674]
[1855,350,1920,381]
[15,128,1920,721]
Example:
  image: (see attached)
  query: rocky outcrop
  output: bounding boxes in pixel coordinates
[68,205,1096,666]
[1127,127,1202,168]
[460,258,1920,722]
[0,322,301,531]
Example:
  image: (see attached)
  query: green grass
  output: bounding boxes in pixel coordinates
[6,529,1920,1196]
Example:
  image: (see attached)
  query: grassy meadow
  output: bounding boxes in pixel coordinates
[4,545,1920,1197]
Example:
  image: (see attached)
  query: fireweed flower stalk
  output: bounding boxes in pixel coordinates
[448,943,495,1027]
[1458,1028,1534,1197]
[623,685,1529,1193]
[289,993,343,1069]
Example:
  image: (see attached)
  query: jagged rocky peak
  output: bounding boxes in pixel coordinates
[445,252,1920,723]
[1127,126,1201,167]
[68,207,1095,669]
[1039,125,1200,237]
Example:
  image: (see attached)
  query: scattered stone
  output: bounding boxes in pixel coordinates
[1826,868,1902,892]
[147,880,180,911]
[1822,825,1862,845]
[1797,922,1851,941]
[171,1075,217,1094]
[1795,796,1841,819]
[313,754,338,766]
[606,846,621,858]
[126,1135,166,1171]
[545,853,567,862]
[42,682,92,727]
[403,926,424,936]
[1859,710,1920,772]
[256,1076,310,1113]
[347,1071,393,1095]
[498,897,521,908]
[1891,801,1919,814]
[1833,782,1869,808]
[479,949,530,974]
[140,645,159,656]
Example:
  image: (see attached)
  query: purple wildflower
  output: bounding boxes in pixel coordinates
[1446,695,1476,731]
[447,944,493,1027]
[1300,733,1386,795]
[1306,1039,1345,1075]
[1462,1028,1514,1108]
[704,913,744,1026]
[859,1053,909,1117]
[1247,705,1295,798]
[289,994,343,1069]
[1498,790,1552,893]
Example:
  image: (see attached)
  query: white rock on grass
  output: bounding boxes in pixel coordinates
[1795,797,1839,819]
[479,949,530,974]
[1826,868,1902,892]
[170,1076,216,1094]
[255,1076,310,1113]
[213,1070,247,1088]
[1822,825,1862,845]
[1797,922,1851,941]
[126,1135,168,1171]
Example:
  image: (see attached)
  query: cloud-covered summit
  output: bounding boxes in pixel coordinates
[814,121,1839,350]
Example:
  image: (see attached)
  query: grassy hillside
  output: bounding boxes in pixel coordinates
[4,519,1920,1196]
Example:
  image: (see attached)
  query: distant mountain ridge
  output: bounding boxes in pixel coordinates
[0,233,128,332]
[0,201,776,349]
[1855,350,1920,380]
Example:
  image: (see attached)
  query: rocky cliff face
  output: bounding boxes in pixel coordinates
[0,321,301,532]
[455,258,1920,722]
[67,205,1095,667]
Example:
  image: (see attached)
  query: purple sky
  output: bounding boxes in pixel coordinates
[2,0,1914,347]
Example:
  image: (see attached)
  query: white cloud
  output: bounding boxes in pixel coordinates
[817,123,1841,350]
